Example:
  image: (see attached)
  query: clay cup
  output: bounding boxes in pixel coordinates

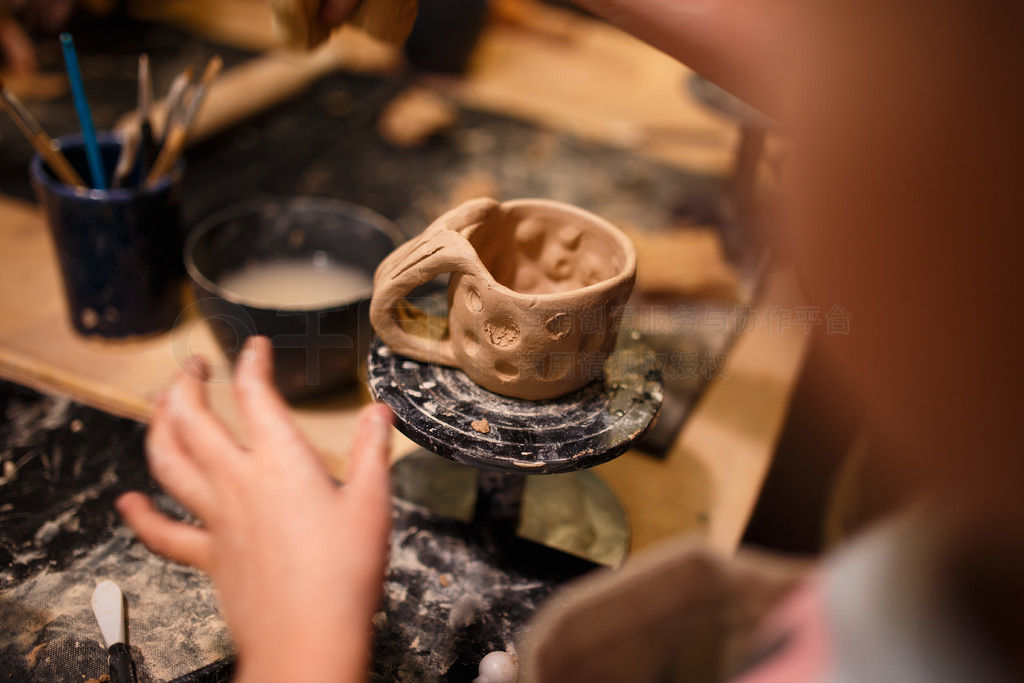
[370,198,637,400]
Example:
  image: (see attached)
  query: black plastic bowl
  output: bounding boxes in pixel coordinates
[185,197,402,401]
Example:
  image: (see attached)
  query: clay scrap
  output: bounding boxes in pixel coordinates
[378,86,458,148]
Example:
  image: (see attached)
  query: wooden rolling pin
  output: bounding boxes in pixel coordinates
[116,26,401,145]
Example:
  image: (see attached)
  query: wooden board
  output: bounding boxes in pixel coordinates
[596,268,806,552]
[2,0,801,556]
[439,3,740,176]
[0,195,806,554]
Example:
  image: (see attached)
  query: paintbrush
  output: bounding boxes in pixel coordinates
[137,53,155,177]
[180,56,224,135]
[60,33,107,190]
[145,55,222,188]
[111,122,140,189]
[0,81,85,188]
[91,580,137,683]
[160,65,193,145]
[111,55,151,189]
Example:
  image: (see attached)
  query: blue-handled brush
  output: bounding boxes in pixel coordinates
[60,33,107,190]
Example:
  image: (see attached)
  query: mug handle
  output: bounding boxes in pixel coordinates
[370,198,499,367]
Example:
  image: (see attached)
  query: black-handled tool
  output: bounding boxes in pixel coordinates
[92,580,138,683]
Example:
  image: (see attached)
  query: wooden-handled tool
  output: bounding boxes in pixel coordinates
[144,55,223,187]
[160,66,194,144]
[113,54,155,188]
[116,28,400,150]
[0,81,86,188]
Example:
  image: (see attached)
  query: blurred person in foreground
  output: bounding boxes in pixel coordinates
[115,0,1024,681]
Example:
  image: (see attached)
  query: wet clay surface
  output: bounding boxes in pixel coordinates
[0,381,598,681]
[0,380,229,682]
[371,498,597,682]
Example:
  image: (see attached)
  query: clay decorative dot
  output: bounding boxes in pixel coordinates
[465,285,483,313]
[494,361,520,382]
[485,319,521,348]
[545,312,572,340]
[557,225,583,249]
[514,218,546,259]
[463,332,481,357]
[550,258,575,282]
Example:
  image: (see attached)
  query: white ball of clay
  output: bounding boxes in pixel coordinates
[473,651,518,683]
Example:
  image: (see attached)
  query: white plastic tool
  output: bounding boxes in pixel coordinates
[91,580,137,682]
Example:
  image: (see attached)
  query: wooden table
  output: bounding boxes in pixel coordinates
[128,0,741,176]
[0,192,805,554]
[0,1,807,556]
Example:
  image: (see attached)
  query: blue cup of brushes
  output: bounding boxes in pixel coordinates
[30,132,186,338]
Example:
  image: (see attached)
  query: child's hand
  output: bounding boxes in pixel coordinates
[117,336,393,683]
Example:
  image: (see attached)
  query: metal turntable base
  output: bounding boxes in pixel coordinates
[368,331,663,566]
[390,450,632,566]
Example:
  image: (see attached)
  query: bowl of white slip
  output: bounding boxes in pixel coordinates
[185,196,403,401]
